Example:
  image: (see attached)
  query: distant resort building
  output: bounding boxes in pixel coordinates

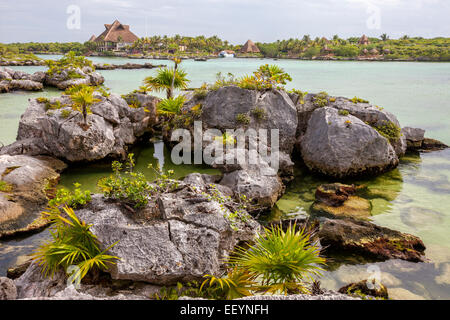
[89,20,139,51]
[240,40,260,53]
[358,34,370,45]
[219,50,235,58]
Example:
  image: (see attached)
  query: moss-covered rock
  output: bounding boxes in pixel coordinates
[338,279,389,299]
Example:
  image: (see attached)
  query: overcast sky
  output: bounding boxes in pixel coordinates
[0,0,449,44]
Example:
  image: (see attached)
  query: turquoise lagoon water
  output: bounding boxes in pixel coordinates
[0,56,449,299]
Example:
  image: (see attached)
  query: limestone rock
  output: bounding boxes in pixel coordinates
[300,107,398,178]
[0,277,17,300]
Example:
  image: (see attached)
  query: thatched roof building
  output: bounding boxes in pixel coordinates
[88,35,97,42]
[241,40,260,53]
[92,20,139,51]
[358,35,370,45]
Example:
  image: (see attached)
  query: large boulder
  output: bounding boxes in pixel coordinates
[0,154,66,238]
[211,148,284,209]
[192,86,298,154]
[300,107,398,178]
[1,93,157,162]
[74,184,260,285]
[293,94,406,157]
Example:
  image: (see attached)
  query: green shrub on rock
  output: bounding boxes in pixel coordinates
[374,120,401,142]
[313,92,329,107]
[48,183,92,209]
[97,154,155,209]
[236,113,251,125]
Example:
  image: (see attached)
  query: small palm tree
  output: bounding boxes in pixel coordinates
[157,95,185,116]
[380,33,389,41]
[229,223,326,295]
[70,85,100,129]
[143,63,189,98]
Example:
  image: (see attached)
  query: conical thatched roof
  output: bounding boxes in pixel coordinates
[88,35,97,42]
[94,20,139,43]
[241,40,260,53]
[358,34,370,45]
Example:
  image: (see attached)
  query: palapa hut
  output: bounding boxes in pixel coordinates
[240,40,260,53]
[358,35,370,45]
[92,20,139,51]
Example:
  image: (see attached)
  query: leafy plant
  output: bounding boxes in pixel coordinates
[98,154,155,209]
[214,132,236,146]
[69,84,100,128]
[374,120,401,142]
[251,107,267,120]
[0,180,13,192]
[200,268,257,300]
[235,113,250,125]
[228,223,325,295]
[237,64,292,90]
[48,183,92,209]
[313,91,329,107]
[143,65,189,98]
[338,109,349,116]
[60,109,72,119]
[157,95,185,116]
[351,96,369,104]
[289,89,308,104]
[45,51,94,77]
[32,206,119,282]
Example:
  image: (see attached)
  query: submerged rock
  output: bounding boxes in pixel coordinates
[300,108,398,178]
[338,279,389,299]
[0,154,66,238]
[311,183,372,220]
[318,217,426,262]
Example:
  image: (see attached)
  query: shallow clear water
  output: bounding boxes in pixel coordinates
[0,56,449,299]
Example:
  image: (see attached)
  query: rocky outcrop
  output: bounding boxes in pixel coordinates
[300,107,398,178]
[402,127,448,151]
[318,217,426,262]
[0,155,66,238]
[94,62,164,70]
[44,67,104,90]
[72,180,259,285]
[0,59,44,66]
[0,67,44,92]
[1,93,158,162]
